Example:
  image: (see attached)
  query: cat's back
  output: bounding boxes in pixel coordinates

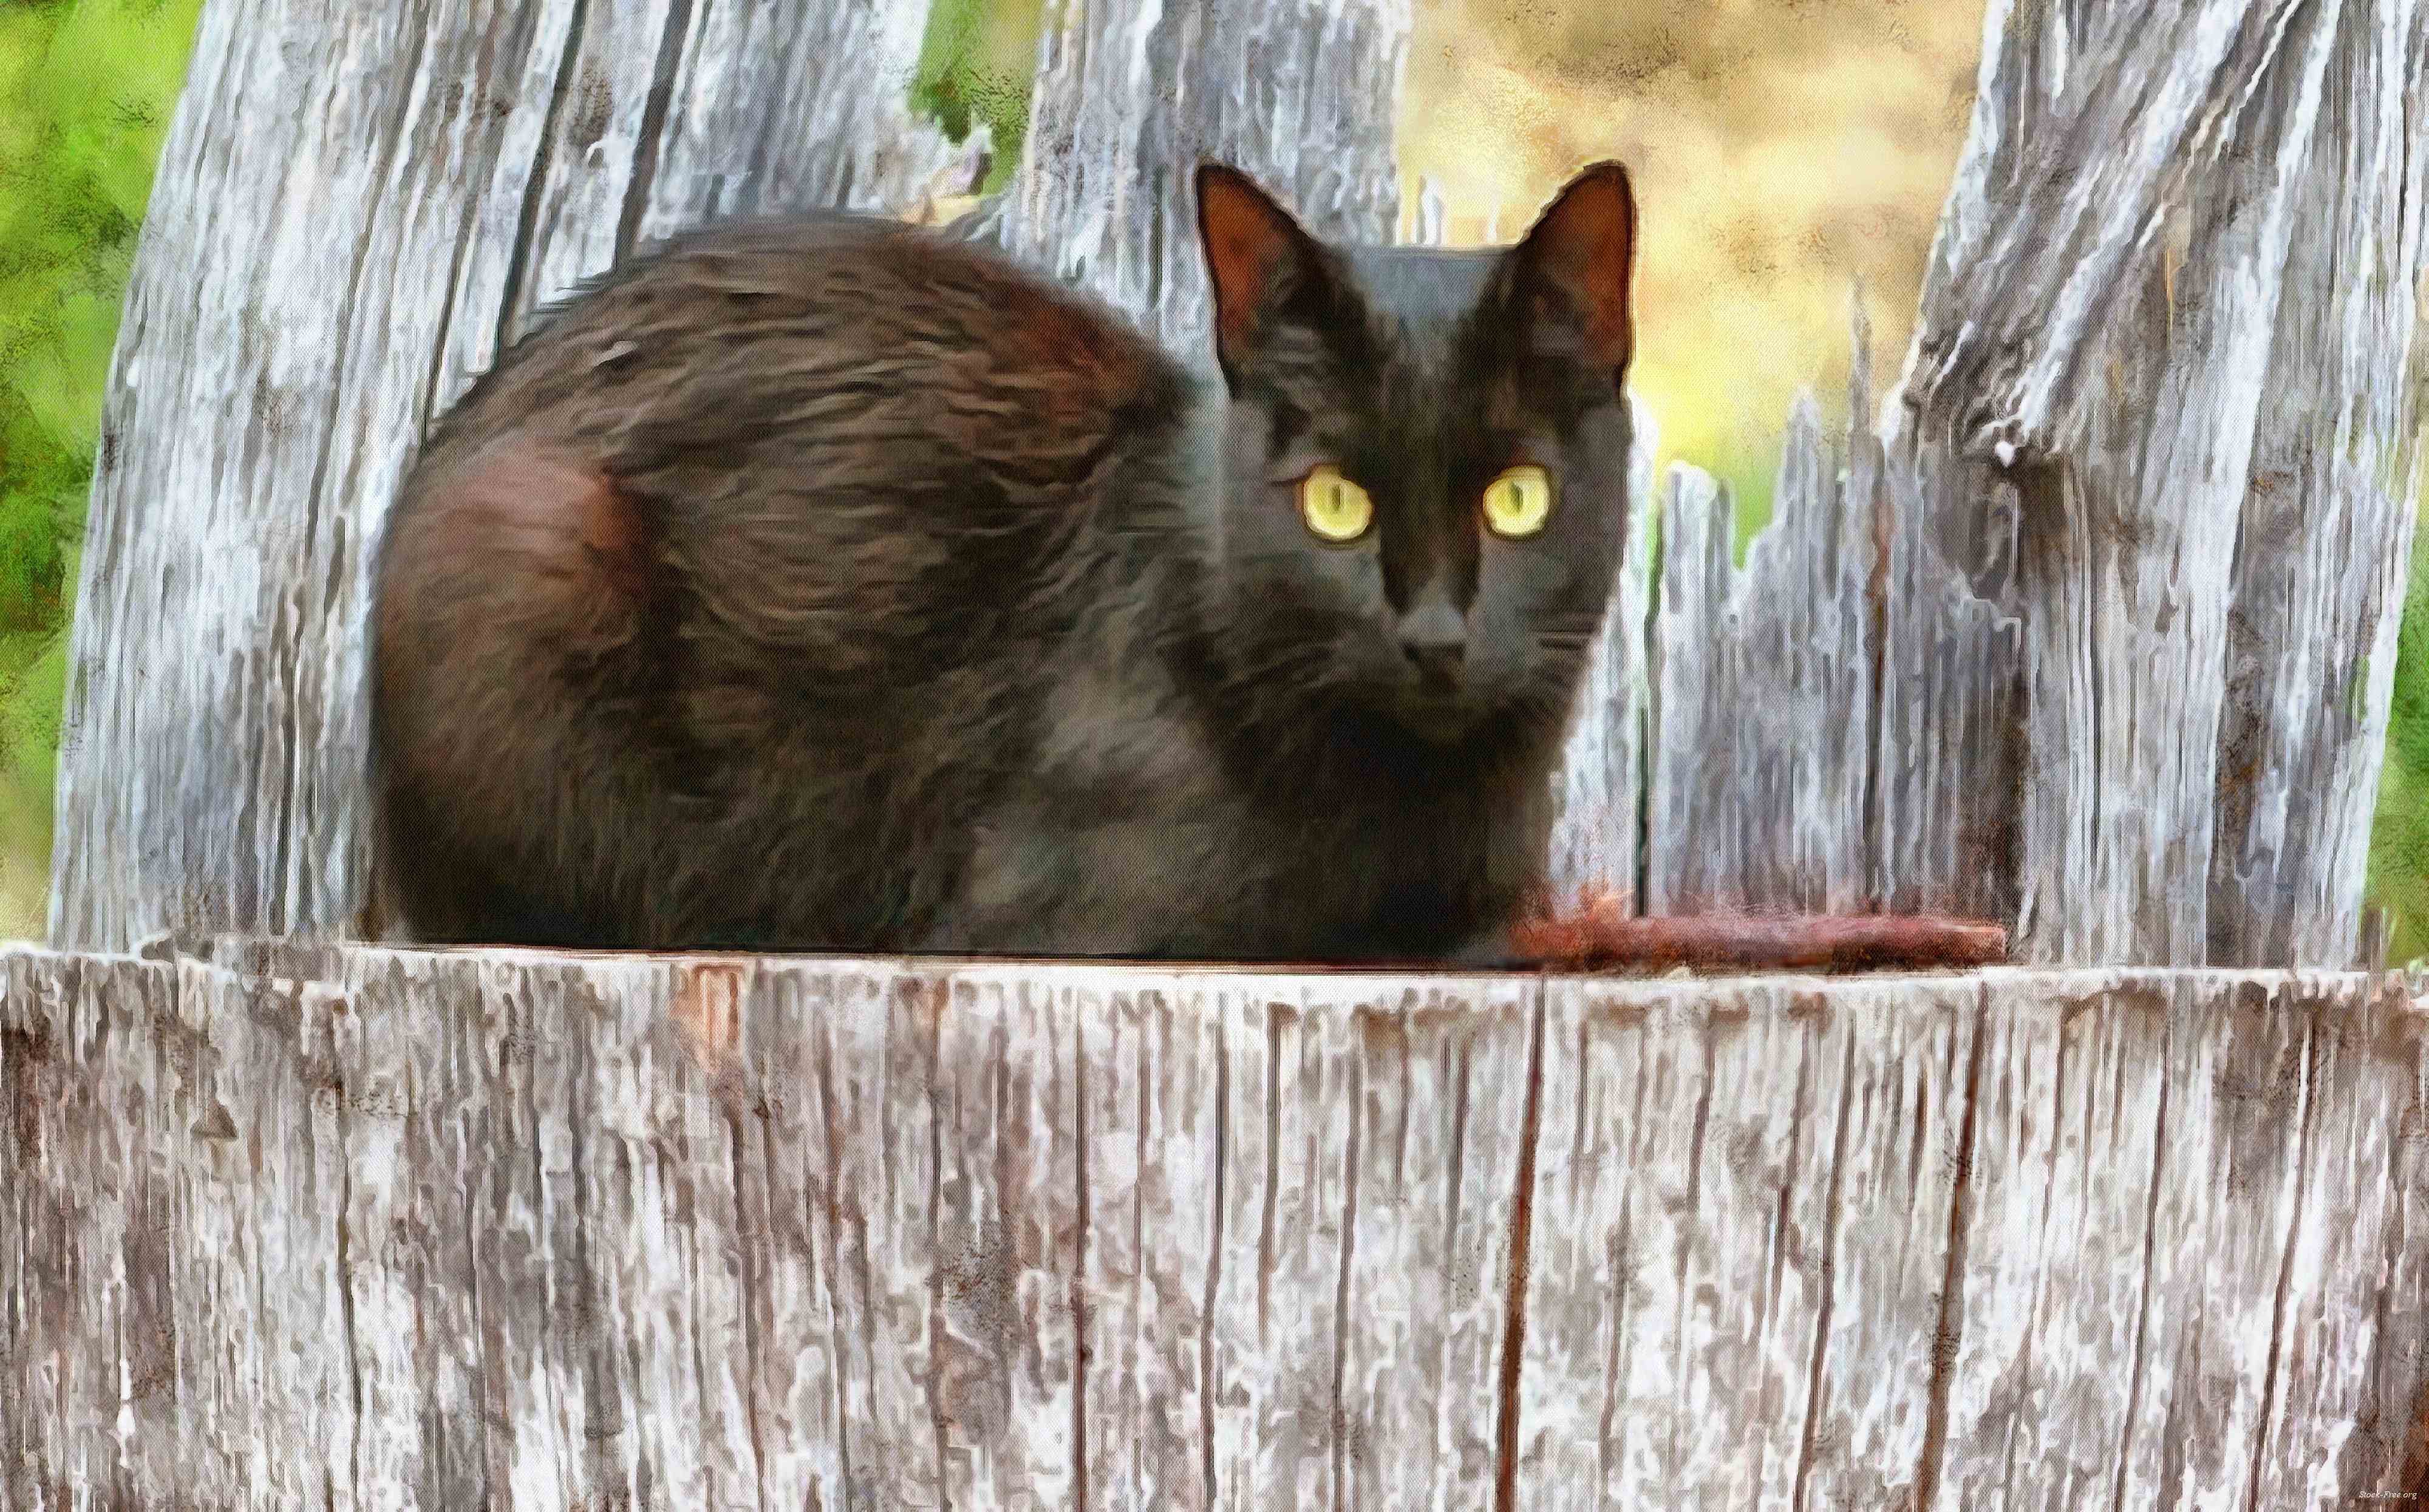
[426,212,1194,471]
[386,211,1204,683]
[371,212,1207,947]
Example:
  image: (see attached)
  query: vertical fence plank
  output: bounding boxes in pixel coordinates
[1546,396,1659,910]
[2206,0,2429,967]
[1642,465,1734,913]
[964,0,1409,355]
[1867,414,2027,925]
[1890,0,2429,965]
[1639,391,1885,917]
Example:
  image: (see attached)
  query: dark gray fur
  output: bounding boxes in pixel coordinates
[369,166,1637,962]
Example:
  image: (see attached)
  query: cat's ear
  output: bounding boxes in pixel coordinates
[1194,161,1340,384]
[1504,160,1638,383]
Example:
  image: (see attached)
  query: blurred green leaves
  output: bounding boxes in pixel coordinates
[909,0,1039,195]
[2369,517,2429,964]
[0,0,202,931]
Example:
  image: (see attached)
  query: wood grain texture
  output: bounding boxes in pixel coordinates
[1868,387,2028,928]
[1544,0,2426,966]
[46,0,986,955]
[1611,317,2022,928]
[1641,395,1879,918]
[1890,0,2429,965]
[2205,0,2429,968]
[1543,395,1658,911]
[7,943,2426,1508]
[961,0,1409,356]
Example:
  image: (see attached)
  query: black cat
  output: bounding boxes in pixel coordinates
[368,160,1640,962]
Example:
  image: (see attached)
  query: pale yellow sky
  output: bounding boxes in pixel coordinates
[1397,0,1985,508]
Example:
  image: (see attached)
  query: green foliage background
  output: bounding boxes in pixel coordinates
[0,0,203,935]
[909,0,1040,194]
[1,0,2424,955]
[2370,547,2429,962]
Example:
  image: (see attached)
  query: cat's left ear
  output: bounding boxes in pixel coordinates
[1195,161,1343,386]
[1502,160,1638,385]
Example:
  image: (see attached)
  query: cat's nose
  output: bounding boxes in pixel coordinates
[1403,638,1465,682]
[1398,601,1467,681]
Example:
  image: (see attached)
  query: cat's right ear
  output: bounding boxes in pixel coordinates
[1195,162,1335,386]
[1502,160,1638,389]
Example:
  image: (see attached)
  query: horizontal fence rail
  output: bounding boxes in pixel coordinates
[5,941,2427,1507]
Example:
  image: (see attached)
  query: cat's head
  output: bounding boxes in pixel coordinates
[1192,160,1637,756]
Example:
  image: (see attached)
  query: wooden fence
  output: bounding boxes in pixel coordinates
[7,942,2429,1508]
[40,0,2429,971]
[1535,0,2429,970]
[10,0,2429,1503]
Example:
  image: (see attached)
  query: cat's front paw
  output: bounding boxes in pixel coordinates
[1439,925,1528,971]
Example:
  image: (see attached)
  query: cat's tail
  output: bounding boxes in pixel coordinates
[1510,887,2009,974]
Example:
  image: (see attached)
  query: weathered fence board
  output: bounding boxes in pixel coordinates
[1542,396,1658,913]
[1643,395,1886,919]
[1538,0,2429,967]
[1868,389,2029,928]
[2206,0,2429,969]
[1594,314,2026,928]
[967,0,1410,355]
[6,944,2426,1507]
[1892,0,2429,966]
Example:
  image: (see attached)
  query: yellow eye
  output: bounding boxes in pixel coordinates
[1480,465,1554,538]
[1298,465,1374,543]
